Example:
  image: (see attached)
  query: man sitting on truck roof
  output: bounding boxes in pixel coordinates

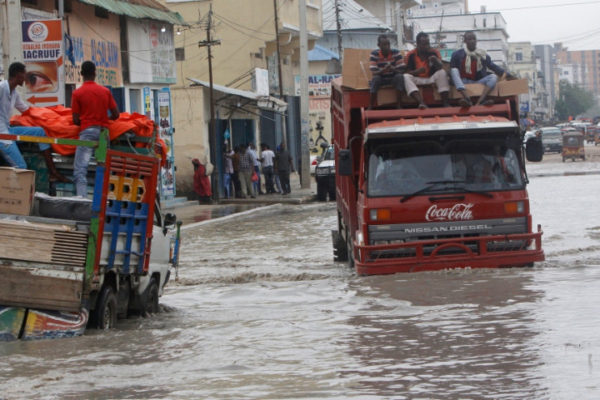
[0,62,68,182]
[450,31,514,107]
[404,32,450,109]
[369,35,405,109]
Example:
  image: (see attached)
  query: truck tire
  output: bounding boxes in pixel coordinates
[143,278,160,315]
[95,286,117,330]
[346,230,355,270]
[332,230,348,262]
[328,186,336,201]
[316,180,327,201]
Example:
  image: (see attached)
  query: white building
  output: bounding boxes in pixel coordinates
[406,1,509,67]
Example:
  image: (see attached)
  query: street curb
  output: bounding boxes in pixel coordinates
[180,204,283,231]
[529,170,600,178]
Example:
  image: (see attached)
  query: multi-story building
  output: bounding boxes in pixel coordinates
[162,0,323,197]
[534,44,559,119]
[555,45,600,101]
[508,42,549,120]
[406,1,509,67]
[1,0,183,199]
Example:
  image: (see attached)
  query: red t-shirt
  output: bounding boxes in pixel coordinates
[71,81,117,131]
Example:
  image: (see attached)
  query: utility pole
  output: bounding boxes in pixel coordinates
[198,4,221,201]
[298,0,310,188]
[273,0,287,149]
[334,0,343,62]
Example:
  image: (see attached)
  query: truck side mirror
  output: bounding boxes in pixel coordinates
[338,149,352,176]
[163,213,177,235]
[525,137,543,162]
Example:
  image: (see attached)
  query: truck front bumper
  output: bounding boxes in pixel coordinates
[352,225,544,275]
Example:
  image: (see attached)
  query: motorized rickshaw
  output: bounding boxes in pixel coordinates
[562,131,585,162]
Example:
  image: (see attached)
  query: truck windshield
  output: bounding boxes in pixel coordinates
[367,139,524,197]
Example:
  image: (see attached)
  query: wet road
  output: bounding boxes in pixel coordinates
[1,171,599,399]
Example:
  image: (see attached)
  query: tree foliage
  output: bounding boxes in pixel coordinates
[555,80,595,121]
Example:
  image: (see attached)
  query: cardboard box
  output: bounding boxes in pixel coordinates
[342,48,373,90]
[497,79,529,96]
[0,167,35,215]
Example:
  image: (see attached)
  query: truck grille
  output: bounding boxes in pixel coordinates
[368,218,528,258]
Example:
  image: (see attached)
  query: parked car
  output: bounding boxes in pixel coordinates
[540,127,562,153]
[315,145,335,201]
[310,153,318,175]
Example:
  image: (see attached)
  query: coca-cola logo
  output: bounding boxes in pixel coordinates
[425,203,474,221]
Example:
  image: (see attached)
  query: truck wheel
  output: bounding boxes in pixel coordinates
[95,286,117,330]
[346,231,355,269]
[332,230,348,262]
[328,186,336,201]
[316,180,327,201]
[143,278,160,315]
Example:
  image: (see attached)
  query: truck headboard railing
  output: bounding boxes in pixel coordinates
[362,100,513,124]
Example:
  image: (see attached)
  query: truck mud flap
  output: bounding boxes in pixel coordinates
[21,308,88,340]
[0,306,88,341]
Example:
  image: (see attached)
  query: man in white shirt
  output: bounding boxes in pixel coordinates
[260,143,276,194]
[0,62,67,182]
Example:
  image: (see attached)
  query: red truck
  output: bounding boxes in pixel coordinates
[330,80,545,274]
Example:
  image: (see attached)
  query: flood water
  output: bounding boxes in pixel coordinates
[1,170,599,399]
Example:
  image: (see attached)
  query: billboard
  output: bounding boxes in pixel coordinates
[21,19,65,106]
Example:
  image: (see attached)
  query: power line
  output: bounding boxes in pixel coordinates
[476,0,600,12]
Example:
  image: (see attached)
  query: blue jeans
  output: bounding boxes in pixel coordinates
[0,126,50,169]
[74,127,101,197]
[450,68,498,91]
[223,172,232,198]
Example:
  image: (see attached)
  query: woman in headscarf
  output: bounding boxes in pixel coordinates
[192,154,212,203]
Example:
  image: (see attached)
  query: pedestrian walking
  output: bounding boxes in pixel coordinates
[231,145,242,198]
[248,143,263,195]
[276,142,293,195]
[260,143,275,193]
[223,145,234,198]
[192,155,212,203]
[239,144,256,198]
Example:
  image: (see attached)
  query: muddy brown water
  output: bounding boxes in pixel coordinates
[1,172,599,399]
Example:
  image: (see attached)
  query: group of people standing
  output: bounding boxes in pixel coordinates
[222,142,293,199]
[369,31,514,110]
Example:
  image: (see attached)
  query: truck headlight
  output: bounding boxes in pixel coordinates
[504,201,524,214]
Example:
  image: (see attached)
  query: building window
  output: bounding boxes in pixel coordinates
[95,6,109,19]
[129,89,141,114]
[515,52,523,61]
[175,47,185,61]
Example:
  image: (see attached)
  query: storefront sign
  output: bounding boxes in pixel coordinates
[21,19,65,106]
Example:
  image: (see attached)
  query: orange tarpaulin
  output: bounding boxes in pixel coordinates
[10,106,167,164]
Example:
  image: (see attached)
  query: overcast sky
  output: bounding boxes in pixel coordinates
[467,0,600,50]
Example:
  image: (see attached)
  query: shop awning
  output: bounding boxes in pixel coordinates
[187,78,287,113]
[77,0,187,26]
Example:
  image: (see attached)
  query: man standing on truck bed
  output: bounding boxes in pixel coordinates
[404,32,450,109]
[450,31,514,107]
[71,60,119,197]
[0,62,68,182]
[369,35,405,109]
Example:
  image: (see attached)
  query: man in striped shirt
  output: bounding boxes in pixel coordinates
[369,35,405,109]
